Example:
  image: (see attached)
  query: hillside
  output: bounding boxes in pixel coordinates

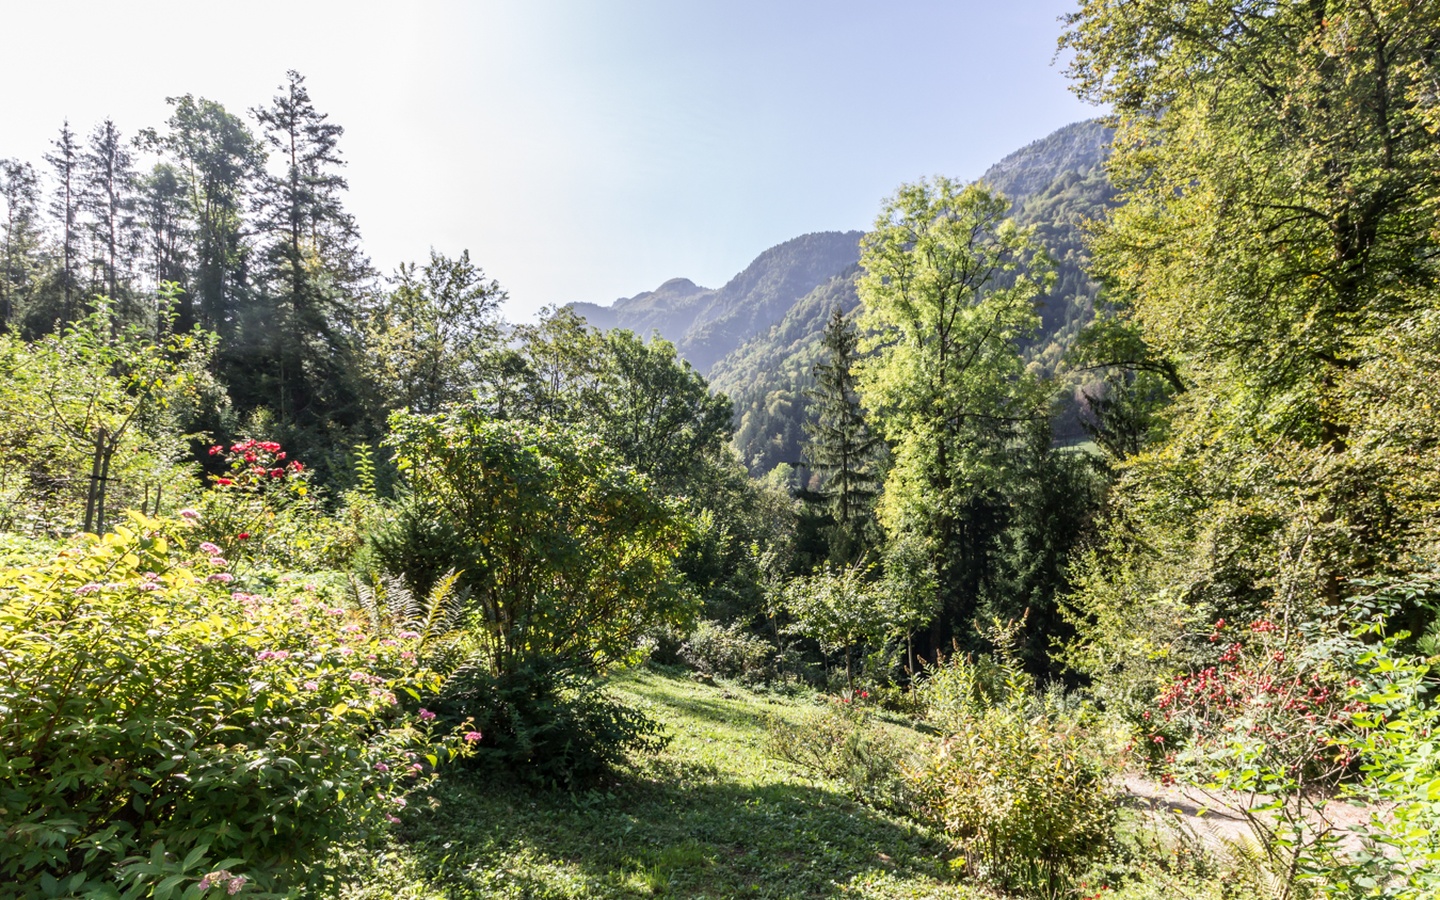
[568,231,863,374]
[710,119,1116,474]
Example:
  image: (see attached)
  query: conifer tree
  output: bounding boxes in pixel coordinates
[79,118,140,323]
[0,159,43,328]
[802,306,881,561]
[44,121,82,325]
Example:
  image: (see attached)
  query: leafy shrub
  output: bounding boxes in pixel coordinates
[0,515,471,896]
[679,619,775,684]
[765,695,912,808]
[385,410,697,674]
[907,648,1117,897]
[430,657,668,790]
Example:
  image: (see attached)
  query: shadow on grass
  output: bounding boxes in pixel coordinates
[389,763,956,899]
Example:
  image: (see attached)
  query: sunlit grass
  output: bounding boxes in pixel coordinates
[337,668,981,899]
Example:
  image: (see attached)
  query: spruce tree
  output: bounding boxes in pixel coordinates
[802,306,881,562]
[0,159,43,328]
[44,121,82,326]
[79,118,141,324]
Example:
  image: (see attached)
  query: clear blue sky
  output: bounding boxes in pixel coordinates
[0,1,1097,320]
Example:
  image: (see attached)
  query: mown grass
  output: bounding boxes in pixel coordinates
[337,668,982,899]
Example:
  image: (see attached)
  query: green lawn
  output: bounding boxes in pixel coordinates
[338,668,982,899]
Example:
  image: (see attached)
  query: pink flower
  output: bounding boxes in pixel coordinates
[179,508,199,520]
[227,876,246,895]
[397,630,421,640]
[418,708,436,721]
[385,813,401,824]
[464,731,483,742]
[303,681,319,691]
[375,762,390,772]
[74,582,102,595]
[199,541,222,555]
[208,572,234,583]
[209,556,229,568]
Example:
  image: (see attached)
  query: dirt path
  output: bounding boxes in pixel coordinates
[1120,774,1382,853]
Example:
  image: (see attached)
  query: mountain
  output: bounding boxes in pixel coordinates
[568,231,863,374]
[710,119,1117,474]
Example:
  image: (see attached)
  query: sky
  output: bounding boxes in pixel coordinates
[0,1,1098,321]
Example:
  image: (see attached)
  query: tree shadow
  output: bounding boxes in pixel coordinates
[391,762,958,899]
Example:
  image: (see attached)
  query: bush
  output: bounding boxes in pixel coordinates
[765,694,912,808]
[0,515,470,896]
[679,619,775,684]
[385,410,696,674]
[429,657,668,790]
[907,650,1117,897]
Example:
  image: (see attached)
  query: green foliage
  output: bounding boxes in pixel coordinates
[364,249,506,416]
[385,409,695,675]
[908,638,1117,897]
[0,301,213,535]
[430,658,668,791]
[775,560,929,689]
[678,619,776,684]
[764,695,913,808]
[803,305,883,562]
[0,515,469,896]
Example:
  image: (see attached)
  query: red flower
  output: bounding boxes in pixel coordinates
[208,444,223,456]
[237,532,251,540]
[215,477,234,486]
[270,468,285,478]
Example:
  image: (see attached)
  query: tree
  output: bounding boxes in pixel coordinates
[802,306,882,563]
[140,94,264,336]
[384,409,695,675]
[856,178,1051,653]
[1058,0,1440,716]
[43,121,83,326]
[79,118,140,324]
[248,71,373,468]
[366,249,506,415]
[0,159,43,328]
[136,162,193,304]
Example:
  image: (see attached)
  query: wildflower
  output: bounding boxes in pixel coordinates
[418,708,437,721]
[74,582,102,595]
[397,630,421,640]
[209,556,229,568]
[179,508,199,520]
[303,681,319,691]
[208,572,235,583]
[215,477,233,486]
[270,468,285,478]
[386,813,401,824]
[200,541,222,555]
[464,730,483,742]
[375,761,390,772]
[227,875,246,895]
[208,445,224,456]
[236,532,250,540]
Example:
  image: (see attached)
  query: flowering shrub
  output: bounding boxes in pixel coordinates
[193,439,341,572]
[0,514,471,896]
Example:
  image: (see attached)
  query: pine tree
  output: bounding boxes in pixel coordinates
[249,71,374,470]
[802,306,882,562]
[44,121,82,326]
[0,159,43,328]
[79,118,140,325]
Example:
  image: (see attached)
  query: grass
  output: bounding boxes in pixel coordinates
[336,668,983,899]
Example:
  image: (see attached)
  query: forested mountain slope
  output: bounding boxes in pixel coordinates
[709,119,1116,474]
[567,230,863,374]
